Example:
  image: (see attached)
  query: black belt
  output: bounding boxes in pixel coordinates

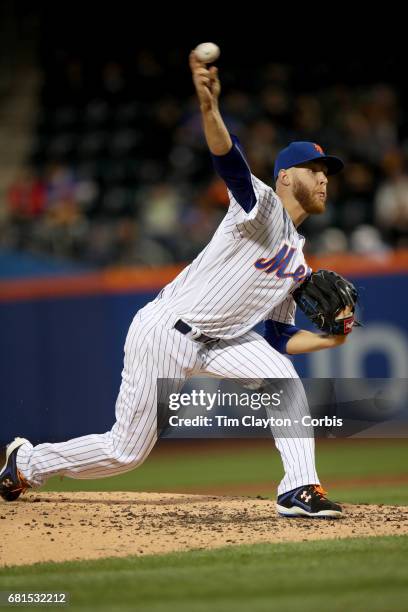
[174,319,217,344]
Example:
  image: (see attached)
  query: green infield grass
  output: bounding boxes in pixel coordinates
[1,536,407,612]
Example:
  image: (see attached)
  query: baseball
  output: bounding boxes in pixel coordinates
[194,42,220,64]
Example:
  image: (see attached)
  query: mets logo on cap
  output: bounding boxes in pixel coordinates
[314,144,324,154]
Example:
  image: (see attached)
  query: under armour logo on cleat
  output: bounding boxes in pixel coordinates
[300,490,312,503]
[2,478,14,488]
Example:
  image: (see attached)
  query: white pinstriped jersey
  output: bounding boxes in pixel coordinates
[265,294,296,326]
[153,175,309,338]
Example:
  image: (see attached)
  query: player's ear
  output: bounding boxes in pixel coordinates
[279,170,291,187]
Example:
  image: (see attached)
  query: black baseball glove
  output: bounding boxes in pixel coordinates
[292,269,359,335]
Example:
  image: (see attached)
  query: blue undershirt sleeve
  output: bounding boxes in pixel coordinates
[263,320,301,355]
[211,135,257,213]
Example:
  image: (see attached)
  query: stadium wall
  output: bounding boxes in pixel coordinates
[1,253,407,444]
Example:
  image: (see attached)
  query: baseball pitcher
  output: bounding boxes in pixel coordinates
[0,50,358,518]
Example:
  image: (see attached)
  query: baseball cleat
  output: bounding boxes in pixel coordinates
[0,438,31,502]
[277,484,342,519]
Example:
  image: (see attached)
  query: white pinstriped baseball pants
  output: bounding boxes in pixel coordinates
[17,302,320,496]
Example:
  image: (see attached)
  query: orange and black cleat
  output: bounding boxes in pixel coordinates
[277,484,342,519]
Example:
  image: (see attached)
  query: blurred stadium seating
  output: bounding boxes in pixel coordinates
[0,6,407,271]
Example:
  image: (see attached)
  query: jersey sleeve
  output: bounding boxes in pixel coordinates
[263,320,300,354]
[263,295,299,354]
[213,135,280,239]
[211,136,256,213]
[222,175,280,239]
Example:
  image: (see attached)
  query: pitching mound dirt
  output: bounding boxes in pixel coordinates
[1,492,407,567]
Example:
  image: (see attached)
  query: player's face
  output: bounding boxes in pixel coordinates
[291,161,329,214]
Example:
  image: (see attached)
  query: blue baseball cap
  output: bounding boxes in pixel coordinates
[274,142,344,180]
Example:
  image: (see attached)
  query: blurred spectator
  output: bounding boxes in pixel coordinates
[375,150,408,248]
[337,162,376,232]
[315,228,348,254]
[350,225,390,255]
[294,95,322,141]
[8,169,46,220]
[44,163,78,220]
[142,184,181,238]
